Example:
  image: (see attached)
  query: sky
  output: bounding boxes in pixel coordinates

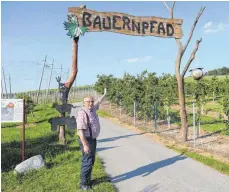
[1,1,229,93]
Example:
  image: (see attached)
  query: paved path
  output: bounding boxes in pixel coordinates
[97,117,229,192]
[71,104,229,192]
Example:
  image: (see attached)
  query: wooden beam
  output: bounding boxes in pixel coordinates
[68,7,183,38]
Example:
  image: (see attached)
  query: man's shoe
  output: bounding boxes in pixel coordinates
[80,185,91,191]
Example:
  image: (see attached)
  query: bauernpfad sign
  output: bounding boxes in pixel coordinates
[68,7,183,38]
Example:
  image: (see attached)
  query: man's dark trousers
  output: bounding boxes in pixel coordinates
[78,137,97,187]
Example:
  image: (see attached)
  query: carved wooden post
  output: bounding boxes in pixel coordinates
[53,5,89,144]
[56,37,79,144]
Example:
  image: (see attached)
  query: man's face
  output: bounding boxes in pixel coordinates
[84,97,94,110]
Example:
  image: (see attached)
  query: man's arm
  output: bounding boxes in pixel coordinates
[78,130,89,153]
[94,88,107,107]
[77,111,89,153]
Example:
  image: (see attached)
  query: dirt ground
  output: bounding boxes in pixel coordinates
[99,101,229,164]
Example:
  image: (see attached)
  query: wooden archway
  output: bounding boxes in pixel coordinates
[57,2,205,143]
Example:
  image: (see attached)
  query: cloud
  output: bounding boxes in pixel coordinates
[203,21,229,33]
[124,56,152,63]
[203,22,212,29]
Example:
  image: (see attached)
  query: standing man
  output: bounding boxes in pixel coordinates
[77,88,107,190]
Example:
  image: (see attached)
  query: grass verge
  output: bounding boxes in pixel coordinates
[166,145,229,175]
[1,104,116,192]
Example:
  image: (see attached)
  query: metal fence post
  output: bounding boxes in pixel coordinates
[193,101,196,147]
[154,101,158,131]
[167,106,171,129]
[134,101,136,127]
[119,99,122,118]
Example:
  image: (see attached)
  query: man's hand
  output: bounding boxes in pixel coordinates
[94,87,107,106]
[83,144,90,154]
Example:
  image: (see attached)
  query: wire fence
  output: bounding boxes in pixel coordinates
[99,99,228,156]
[100,100,179,132]
[1,87,98,104]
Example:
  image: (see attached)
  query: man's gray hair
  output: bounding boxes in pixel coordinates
[83,96,94,102]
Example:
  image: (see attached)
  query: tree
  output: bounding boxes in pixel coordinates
[159,74,178,127]
[222,77,229,126]
[163,1,205,142]
[208,75,220,101]
[221,76,229,96]
[207,67,229,76]
[94,74,114,94]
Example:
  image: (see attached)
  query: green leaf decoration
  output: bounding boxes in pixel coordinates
[80,26,89,34]
[63,21,77,38]
[63,13,89,38]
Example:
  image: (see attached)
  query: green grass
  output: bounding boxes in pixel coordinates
[201,123,228,133]
[1,104,116,192]
[170,109,178,113]
[175,101,224,114]
[169,104,228,135]
[186,116,228,135]
[166,145,229,175]
[96,110,112,118]
[204,102,224,113]
[1,122,21,128]
[186,114,229,135]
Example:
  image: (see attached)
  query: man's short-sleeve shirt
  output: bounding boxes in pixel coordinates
[76,104,100,139]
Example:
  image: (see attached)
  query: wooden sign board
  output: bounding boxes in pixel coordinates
[68,7,183,39]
